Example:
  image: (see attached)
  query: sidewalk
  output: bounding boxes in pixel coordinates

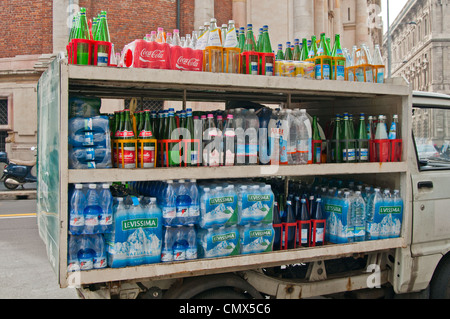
[0,182,36,200]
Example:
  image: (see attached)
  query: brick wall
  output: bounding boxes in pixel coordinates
[0,0,53,59]
[0,0,233,59]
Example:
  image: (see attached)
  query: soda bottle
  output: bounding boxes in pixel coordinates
[275,44,285,60]
[183,108,196,166]
[69,184,86,235]
[285,198,297,249]
[74,8,90,65]
[261,25,274,75]
[84,184,101,234]
[206,18,223,73]
[238,27,246,53]
[299,38,309,61]
[156,27,165,43]
[356,113,369,162]
[256,27,264,52]
[272,201,282,251]
[245,109,259,165]
[223,20,239,73]
[99,183,113,233]
[165,108,180,167]
[389,114,399,140]
[315,33,331,80]
[373,44,385,83]
[367,115,374,141]
[94,11,111,67]
[341,113,356,163]
[138,110,155,168]
[242,24,258,75]
[312,116,322,164]
[310,196,325,246]
[331,34,345,81]
[308,35,317,59]
[330,114,342,163]
[222,114,235,166]
[284,42,293,60]
[117,109,136,169]
[293,39,301,61]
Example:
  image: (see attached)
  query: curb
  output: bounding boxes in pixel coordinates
[0,190,37,200]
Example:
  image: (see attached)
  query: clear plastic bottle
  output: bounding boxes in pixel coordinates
[69,184,86,235]
[162,180,177,226]
[175,180,191,225]
[245,109,259,165]
[286,109,299,165]
[99,183,113,233]
[84,184,101,234]
[351,191,366,242]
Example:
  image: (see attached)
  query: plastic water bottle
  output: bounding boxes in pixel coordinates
[380,189,392,239]
[99,184,113,233]
[68,235,81,272]
[296,109,311,165]
[173,227,187,261]
[351,191,366,242]
[268,109,281,165]
[200,187,211,228]
[366,188,382,241]
[127,196,144,266]
[342,191,353,243]
[162,180,177,226]
[279,110,289,165]
[238,185,251,225]
[286,109,299,164]
[186,226,197,260]
[78,235,94,271]
[245,109,259,165]
[258,108,272,165]
[391,190,403,238]
[84,184,101,234]
[92,234,107,269]
[175,180,191,225]
[187,179,200,225]
[69,184,86,235]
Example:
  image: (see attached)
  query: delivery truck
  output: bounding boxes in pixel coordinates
[36,57,450,299]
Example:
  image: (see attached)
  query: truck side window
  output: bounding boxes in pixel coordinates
[412,107,450,170]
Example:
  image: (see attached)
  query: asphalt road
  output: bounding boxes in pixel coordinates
[0,198,78,299]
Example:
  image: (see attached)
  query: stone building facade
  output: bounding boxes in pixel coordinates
[383,0,450,93]
[0,0,381,160]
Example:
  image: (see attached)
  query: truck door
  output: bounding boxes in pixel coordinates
[410,101,450,257]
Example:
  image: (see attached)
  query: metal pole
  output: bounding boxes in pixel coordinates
[387,0,392,78]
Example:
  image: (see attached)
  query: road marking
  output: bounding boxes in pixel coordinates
[0,213,37,219]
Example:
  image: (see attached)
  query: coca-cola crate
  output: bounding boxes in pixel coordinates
[170,46,203,72]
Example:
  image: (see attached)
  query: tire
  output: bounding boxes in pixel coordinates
[193,287,249,299]
[430,255,450,299]
[4,176,19,190]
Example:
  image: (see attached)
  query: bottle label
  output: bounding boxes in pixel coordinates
[357,148,369,161]
[85,214,99,227]
[314,227,324,243]
[70,215,84,227]
[97,52,109,67]
[301,229,308,244]
[84,118,93,131]
[343,148,356,161]
[377,71,385,84]
[336,65,345,81]
[322,64,330,80]
[118,146,136,168]
[207,29,222,47]
[189,205,200,217]
[161,248,173,262]
[176,205,189,218]
[224,28,238,48]
[162,207,176,219]
[83,132,94,146]
[99,214,113,226]
[315,64,322,79]
[79,257,94,271]
[190,150,198,165]
[138,146,155,168]
[251,62,258,75]
[365,69,373,82]
[139,130,153,137]
[173,247,186,261]
[389,123,397,140]
[93,256,107,269]
[265,63,273,76]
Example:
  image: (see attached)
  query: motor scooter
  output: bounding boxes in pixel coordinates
[0,147,37,190]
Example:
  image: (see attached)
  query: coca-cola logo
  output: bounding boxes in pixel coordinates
[176,56,200,68]
[140,48,165,61]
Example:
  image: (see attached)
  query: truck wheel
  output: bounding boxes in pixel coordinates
[194,287,249,299]
[430,255,450,299]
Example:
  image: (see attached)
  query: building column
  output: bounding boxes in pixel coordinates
[333,0,343,37]
[355,0,369,46]
[314,0,326,36]
[293,0,314,39]
[54,0,75,54]
[194,0,215,31]
[232,0,246,29]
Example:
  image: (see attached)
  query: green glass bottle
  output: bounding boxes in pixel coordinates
[119,109,137,169]
[276,44,285,60]
[261,25,274,75]
[299,38,309,61]
[293,39,301,61]
[331,114,343,163]
[256,27,264,52]
[331,34,346,81]
[356,113,369,162]
[164,108,179,166]
[312,116,322,164]
[341,113,356,163]
[238,27,246,53]
[315,33,331,80]
[185,108,197,166]
[242,24,258,75]
[284,41,293,60]
[75,7,90,65]
[138,110,155,168]
[308,35,317,59]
